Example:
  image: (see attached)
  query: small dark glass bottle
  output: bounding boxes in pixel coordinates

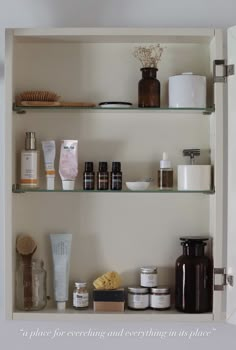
[111,162,122,191]
[83,162,95,190]
[138,67,160,107]
[175,237,213,313]
[97,162,109,190]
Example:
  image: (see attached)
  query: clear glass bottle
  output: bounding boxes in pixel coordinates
[175,237,213,313]
[73,282,89,309]
[20,132,39,189]
[16,258,47,311]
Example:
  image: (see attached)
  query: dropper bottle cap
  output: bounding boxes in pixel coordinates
[160,152,172,169]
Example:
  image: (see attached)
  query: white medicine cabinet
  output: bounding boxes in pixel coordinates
[4,27,236,322]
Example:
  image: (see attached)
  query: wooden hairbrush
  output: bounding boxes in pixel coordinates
[16,90,60,106]
[16,235,37,310]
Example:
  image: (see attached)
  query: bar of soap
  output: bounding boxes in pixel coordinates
[93,288,125,302]
[93,271,121,290]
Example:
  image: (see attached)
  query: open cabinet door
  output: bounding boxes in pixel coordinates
[227,26,236,324]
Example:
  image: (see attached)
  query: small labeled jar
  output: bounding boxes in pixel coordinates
[140,266,158,287]
[127,287,149,310]
[73,282,89,309]
[150,286,171,310]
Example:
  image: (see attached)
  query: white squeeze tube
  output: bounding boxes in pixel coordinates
[50,233,72,311]
[59,140,78,190]
[42,140,56,190]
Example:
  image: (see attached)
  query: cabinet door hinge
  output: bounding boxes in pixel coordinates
[214,60,235,83]
[214,268,234,291]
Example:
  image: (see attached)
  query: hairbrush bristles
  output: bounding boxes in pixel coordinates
[16,91,60,102]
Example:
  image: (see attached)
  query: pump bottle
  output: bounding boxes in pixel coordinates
[20,132,39,188]
[158,152,173,189]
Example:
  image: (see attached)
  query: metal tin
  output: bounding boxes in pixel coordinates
[127,286,149,310]
[140,266,158,287]
[150,286,171,310]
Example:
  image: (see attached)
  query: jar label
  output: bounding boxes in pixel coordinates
[128,294,149,309]
[73,292,89,308]
[140,273,158,287]
[150,294,170,308]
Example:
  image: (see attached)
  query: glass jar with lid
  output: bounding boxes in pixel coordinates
[140,266,158,287]
[150,286,171,310]
[73,282,89,309]
[127,287,149,310]
[15,258,47,311]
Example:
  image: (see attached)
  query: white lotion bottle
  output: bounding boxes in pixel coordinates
[20,132,39,188]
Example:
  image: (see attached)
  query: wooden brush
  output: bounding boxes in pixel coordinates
[16,235,37,310]
[15,90,60,106]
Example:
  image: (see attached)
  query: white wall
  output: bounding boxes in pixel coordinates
[0,0,235,349]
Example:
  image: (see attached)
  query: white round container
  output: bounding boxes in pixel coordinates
[177,165,211,191]
[169,72,206,108]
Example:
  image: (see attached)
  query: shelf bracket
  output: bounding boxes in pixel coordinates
[214,267,234,291]
[213,60,235,83]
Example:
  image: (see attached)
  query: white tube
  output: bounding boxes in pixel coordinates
[42,140,56,190]
[50,233,72,311]
[59,140,78,190]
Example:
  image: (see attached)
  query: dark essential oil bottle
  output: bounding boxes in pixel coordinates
[111,162,122,191]
[97,162,109,190]
[83,162,95,190]
[175,236,213,313]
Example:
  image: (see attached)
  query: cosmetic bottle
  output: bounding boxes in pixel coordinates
[83,162,95,190]
[158,152,173,189]
[97,162,109,190]
[175,236,213,313]
[20,132,39,188]
[111,162,122,190]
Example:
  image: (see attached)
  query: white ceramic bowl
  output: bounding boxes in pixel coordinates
[126,181,150,191]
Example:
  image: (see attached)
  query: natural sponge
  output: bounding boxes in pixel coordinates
[93,271,121,290]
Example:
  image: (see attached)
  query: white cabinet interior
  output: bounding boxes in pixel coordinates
[4,28,226,321]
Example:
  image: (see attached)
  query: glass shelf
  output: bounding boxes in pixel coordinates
[12,186,215,194]
[13,103,215,115]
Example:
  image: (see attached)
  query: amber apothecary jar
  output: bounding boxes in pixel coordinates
[138,67,160,107]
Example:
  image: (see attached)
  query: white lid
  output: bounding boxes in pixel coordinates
[62,180,75,190]
[46,177,55,190]
[57,301,66,311]
[160,152,172,169]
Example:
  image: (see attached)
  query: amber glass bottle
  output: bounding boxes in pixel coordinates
[175,237,213,313]
[138,67,160,107]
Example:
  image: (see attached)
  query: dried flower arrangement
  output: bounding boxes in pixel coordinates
[133,44,164,69]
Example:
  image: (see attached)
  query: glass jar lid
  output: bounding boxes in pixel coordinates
[75,282,87,288]
[151,286,170,293]
[128,286,149,294]
[140,266,157,273]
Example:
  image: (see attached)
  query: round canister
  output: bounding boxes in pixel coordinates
[169,73,206,108]
[140,266,158,287]
[150,286,171,310]
[177,165,211,191]
[128,287,149,310]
